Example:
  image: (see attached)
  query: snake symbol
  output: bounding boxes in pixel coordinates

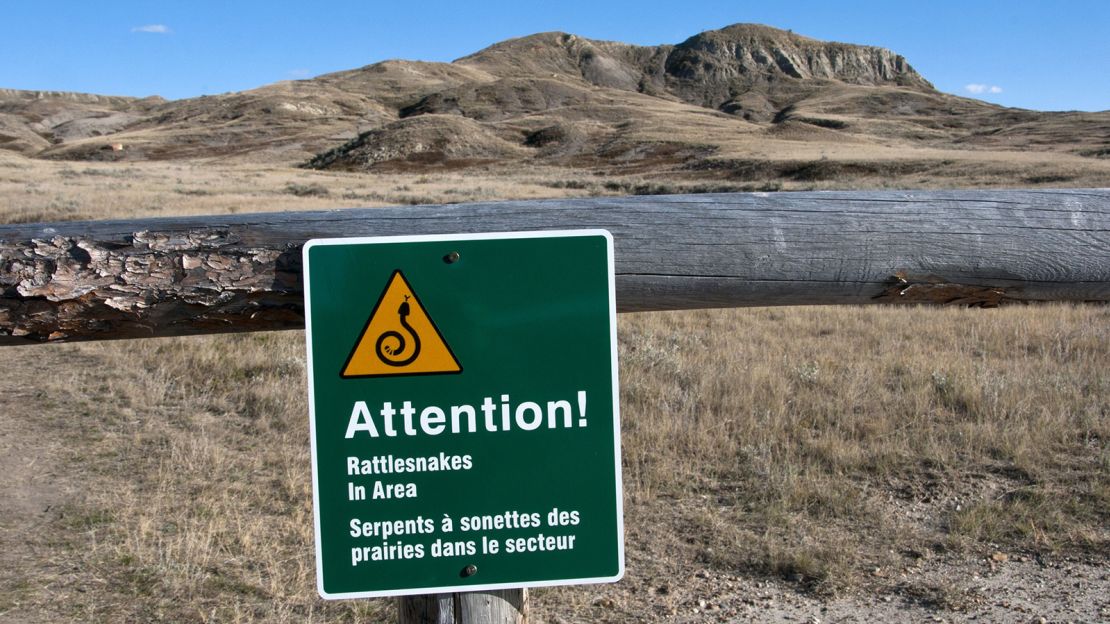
[375,294,421,366]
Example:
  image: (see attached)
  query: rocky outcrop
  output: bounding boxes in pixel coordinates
[456,24,931,117]
[664,25,928,86]
[0,89,153,107]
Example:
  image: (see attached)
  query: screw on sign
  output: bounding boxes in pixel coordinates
[302,230,624,620]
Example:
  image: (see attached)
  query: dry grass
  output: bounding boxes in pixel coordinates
[1,158,1107,621]
[4,304,1105,621]
[14,334,384,622]
[0,159,611,224]
[614,305,1108,593]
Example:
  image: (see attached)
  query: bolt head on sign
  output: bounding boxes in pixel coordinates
[302,230,623,599]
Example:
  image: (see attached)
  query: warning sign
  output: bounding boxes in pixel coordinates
[341,270,462,378]
[302,230,622,600]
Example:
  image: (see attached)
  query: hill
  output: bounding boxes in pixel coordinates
[1,24,1107,187]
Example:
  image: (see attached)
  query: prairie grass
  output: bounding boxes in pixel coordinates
[7,303,1103,622]
[614,305,1108,593]
[0,159,606,224]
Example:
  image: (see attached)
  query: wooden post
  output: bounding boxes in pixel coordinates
[456,590,527,624]
[398,593,454,624]
[398,589,527,624]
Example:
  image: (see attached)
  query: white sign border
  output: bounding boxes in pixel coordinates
[302,229,624,600]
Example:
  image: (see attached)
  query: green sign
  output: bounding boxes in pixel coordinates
[303,230,623,599]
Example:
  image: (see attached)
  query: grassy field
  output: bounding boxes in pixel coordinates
[0,157,1107,622]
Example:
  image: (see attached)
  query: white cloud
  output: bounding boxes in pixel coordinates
[288,69,312,79]
[132,24,171,34]
[965,83,1003,95]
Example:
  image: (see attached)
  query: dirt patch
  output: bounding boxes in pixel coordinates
[0,345,103,623]
[536,552,1110,623]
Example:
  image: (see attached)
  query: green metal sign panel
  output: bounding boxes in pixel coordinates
[303,230,623,599]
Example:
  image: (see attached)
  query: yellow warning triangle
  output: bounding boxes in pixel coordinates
[341,270,462,378]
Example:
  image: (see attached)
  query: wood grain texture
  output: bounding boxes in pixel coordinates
[398,593,455,624]
[397,590,527,624]
[1,189,1108,344]
[455,590,527,624]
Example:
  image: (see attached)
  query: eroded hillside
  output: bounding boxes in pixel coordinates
[1,24,1107,187]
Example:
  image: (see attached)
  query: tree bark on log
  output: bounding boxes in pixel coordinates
[1,189,1107,345]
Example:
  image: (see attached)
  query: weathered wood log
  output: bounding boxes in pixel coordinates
[455,590,527,624]
[398,593,454,624]
[397,590,526,624]
[1,189,1108,345]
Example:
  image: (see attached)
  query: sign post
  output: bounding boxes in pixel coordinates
[302,230,623,616]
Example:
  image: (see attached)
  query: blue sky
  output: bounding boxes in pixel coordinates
[3,1,1107,111]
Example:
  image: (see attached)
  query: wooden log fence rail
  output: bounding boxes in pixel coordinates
[1,188,1107,346]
